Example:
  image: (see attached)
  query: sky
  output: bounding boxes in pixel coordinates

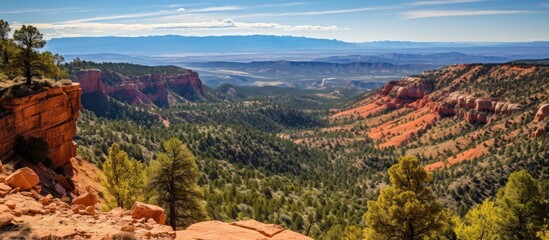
[1,0,548,42]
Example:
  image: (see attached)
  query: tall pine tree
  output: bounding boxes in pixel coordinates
[147,138,206,230]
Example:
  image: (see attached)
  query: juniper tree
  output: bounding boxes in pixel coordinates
[101,143,145,209]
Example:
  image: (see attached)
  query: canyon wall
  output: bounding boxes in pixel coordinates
[0,84,81,167]
[73,69,206,107]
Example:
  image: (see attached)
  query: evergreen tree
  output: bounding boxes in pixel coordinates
[13,25,45,85]
[147,138,206,230]
[494,170,547,240]
[363,156,447,240]
[455,199,499,240]
[101,143,144,209]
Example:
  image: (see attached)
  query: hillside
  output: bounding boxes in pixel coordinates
[300,63,548,212]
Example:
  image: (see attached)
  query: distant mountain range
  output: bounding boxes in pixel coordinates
[44,35,549,56]
[314,52,509,65]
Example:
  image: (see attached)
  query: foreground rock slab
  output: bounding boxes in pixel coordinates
[175,220,312,240]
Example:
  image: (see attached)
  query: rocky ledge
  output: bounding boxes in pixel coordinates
[0,166,173,239]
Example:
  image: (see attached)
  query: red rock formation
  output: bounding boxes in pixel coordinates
[379,80,397,95]
[535,104,549,122]
[464,110,487,124]
[75,69,104,94]
[531,127,546,138]
[0,84,81,167]
[175,220,312,240]
[5,167,39,191]
[72,69,206,107]
[475,98,492,112]
[130,201,166,225]
[72,192,98,207]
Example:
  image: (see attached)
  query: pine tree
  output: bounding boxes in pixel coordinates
[455,199,499,240]
[12,25,45,85]
[101,143,144,209]
[363,156,447,240]
[147,138,206,230]
[494,170,547,240]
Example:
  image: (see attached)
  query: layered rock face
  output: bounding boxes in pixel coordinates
[0,84,81,167]
[332,63,548,171]
[73,69,206,107]
[379,72,523,125]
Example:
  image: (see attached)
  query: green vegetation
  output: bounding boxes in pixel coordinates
[147,138,207,229]
[101,144,145,209]
[364,156,447,240]
[0,20,68,99]
[65,60,189,77]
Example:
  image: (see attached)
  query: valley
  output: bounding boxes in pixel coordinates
[65,61,547,238]
[0,6,548,239]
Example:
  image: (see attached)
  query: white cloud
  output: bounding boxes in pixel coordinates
[66,10,177,23]
[402,10,531,19]
[409,0,486,6]
[31,19,341,39]
[177,8,186,12]
[186,6,245,13]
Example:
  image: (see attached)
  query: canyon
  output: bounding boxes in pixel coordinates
[0,81,309,239]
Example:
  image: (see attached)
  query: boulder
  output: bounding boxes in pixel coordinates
[72,192,98,207]
[130,201,166,225]
[6,167,40,190]
[121,224,136,232]
[535,104,549,122]
[0,212,14,227]
[85,206,96,216]
[0,182,12,192]
[39,194,53,205]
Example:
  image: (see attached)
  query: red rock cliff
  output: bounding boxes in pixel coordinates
[0,84,81,167]
[73,69,206,107]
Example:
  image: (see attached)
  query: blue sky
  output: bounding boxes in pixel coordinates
[1,0,548,42]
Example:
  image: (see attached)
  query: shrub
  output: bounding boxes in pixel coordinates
[14,136,49,164]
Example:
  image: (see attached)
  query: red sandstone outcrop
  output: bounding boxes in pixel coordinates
[535,104,549,122]
[75,69,104,94]
[5,167,39,191]
[175,220,312,240]
[72,69,206,107]
[72,192,98,207]
[130,201,166,225]
[531,127,546,138]
[0,84,81,167]
[380,77,434,104]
